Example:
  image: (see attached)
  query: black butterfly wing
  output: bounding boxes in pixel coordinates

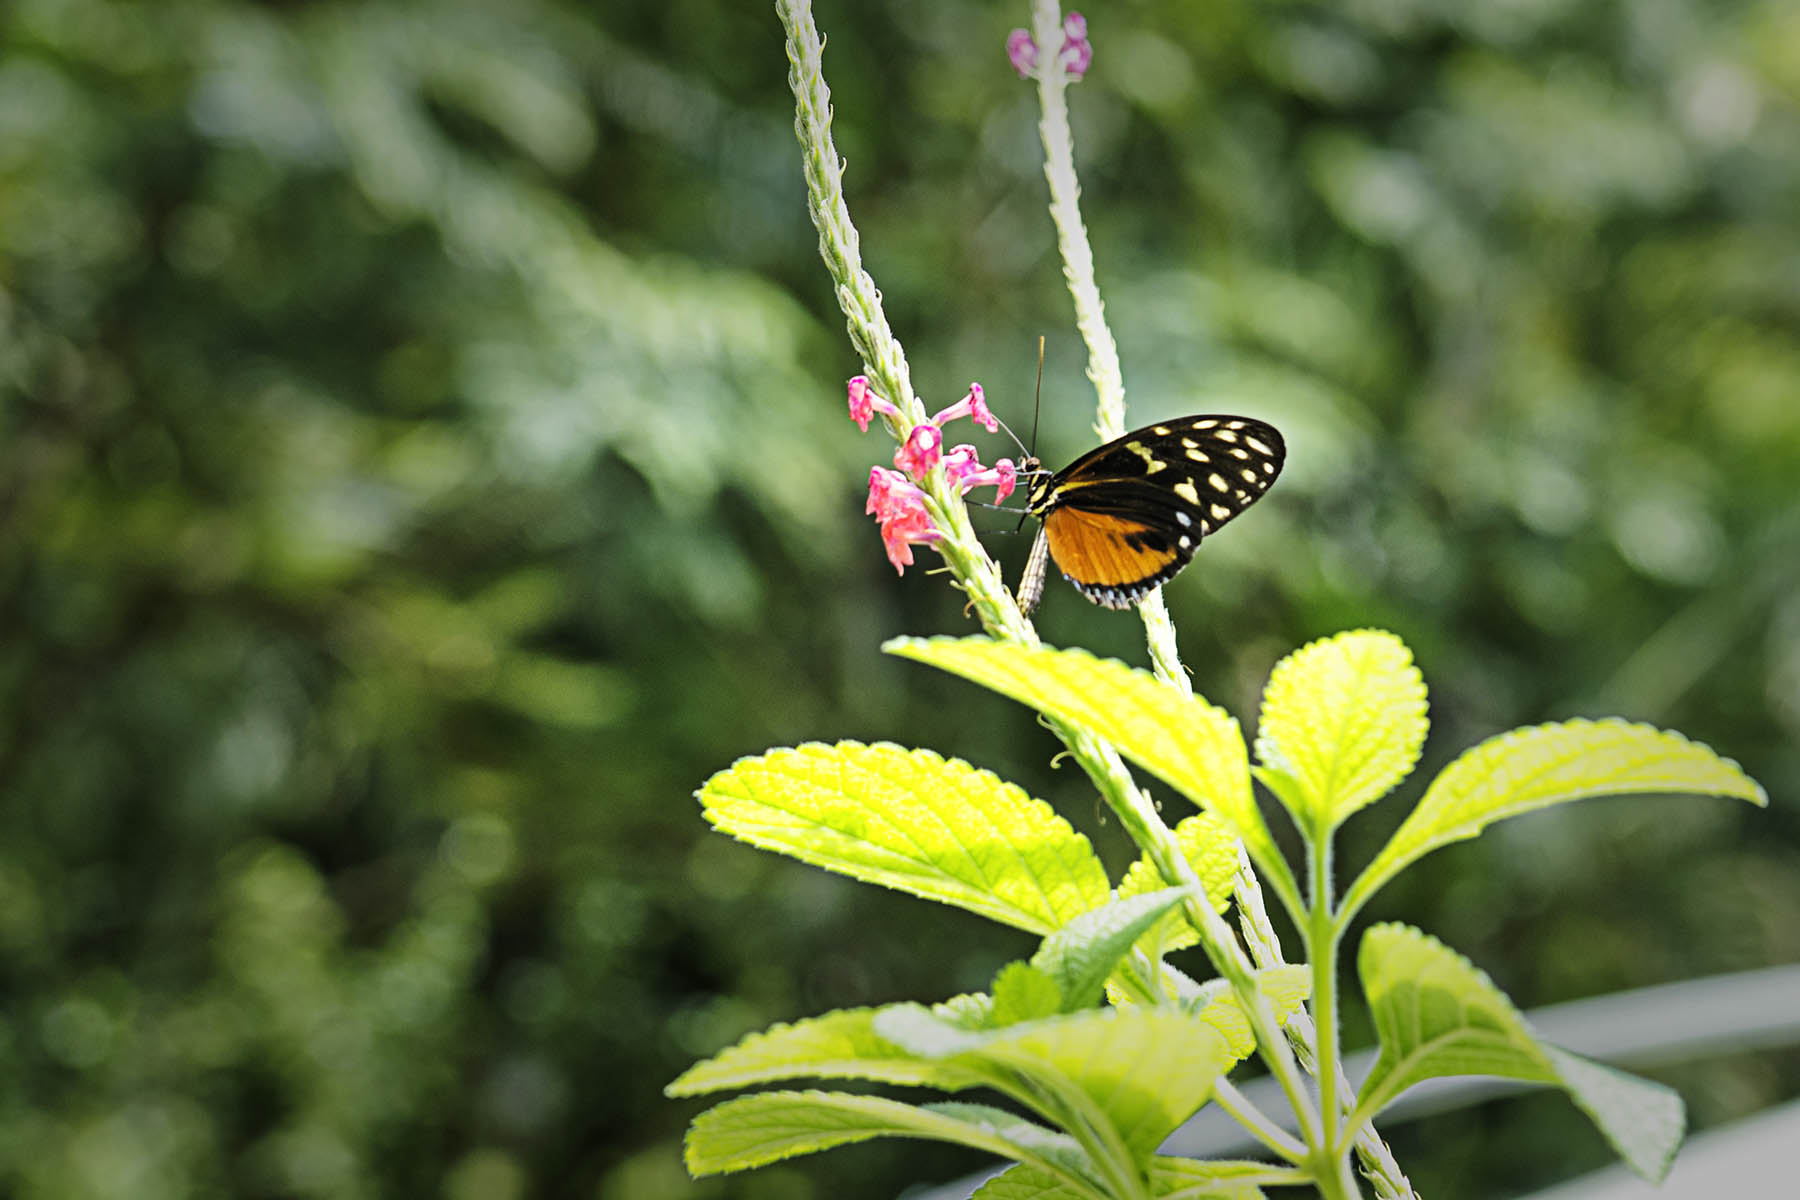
[1027,415,1284,608]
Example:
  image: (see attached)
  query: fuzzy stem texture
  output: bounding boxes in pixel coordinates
[1025,2,1417,1195]
[781,0,1417,1194]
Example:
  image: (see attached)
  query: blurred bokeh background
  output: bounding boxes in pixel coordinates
[2,0,1796,1196]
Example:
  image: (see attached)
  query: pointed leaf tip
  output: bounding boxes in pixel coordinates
[697,741,1109,933]
[1348,718,1767,917]
[1255,629,1428,832]
[884,636,1298,910]
[1357,923,1685,1183]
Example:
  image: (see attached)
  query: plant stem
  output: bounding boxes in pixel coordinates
[1024,6,1416,1196]
[1309,826,1347,1175]
[1211,1078,1308,1163]
[780,1,1418,1192]
[1029,0,1126,442]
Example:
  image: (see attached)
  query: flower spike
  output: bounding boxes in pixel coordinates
[1006,12,1091,81]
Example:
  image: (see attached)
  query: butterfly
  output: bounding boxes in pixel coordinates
[1016,415,1285,612]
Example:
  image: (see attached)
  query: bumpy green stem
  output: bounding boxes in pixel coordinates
[1029,0,1125,440]
[780,1,1416,1194]
[1024,3,1417,1196]
[781,0,1032,642]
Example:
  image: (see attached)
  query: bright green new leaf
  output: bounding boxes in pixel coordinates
[1346,719,1768,919]
[699,741,1110,934]
[1180,966,1312,1059]
[666,1007,985,1097]
[875,1005,1239,1159]
[1150,1155,1293,1193]
[1031,886,1199,1011]
[1356,923,1684,1183]
[1116,814,1242,957]
[992,962,1065,1026]
[935,991,999,1030]
[684,1091,1100,1188]
[975,1160,1271,1200]
[1254,630,1427,831]
[968,1163,1099,1200]
[1104,959,1309,1058]
[884,637,1298,911]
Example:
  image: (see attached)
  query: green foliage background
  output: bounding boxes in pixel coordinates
[2,0,1796,1196]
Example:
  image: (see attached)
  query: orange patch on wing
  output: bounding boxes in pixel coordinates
[1043,507,1181,588]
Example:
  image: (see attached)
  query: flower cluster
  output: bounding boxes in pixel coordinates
[848,377,1018,573]
[1007,11,1091,80]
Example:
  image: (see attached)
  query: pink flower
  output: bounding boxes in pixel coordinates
[847,375,899,432]
[942,445,1017,503]
[963,458,1019,504]
[941,443,979,482]
[1006,29,1038,77]
[867,466,918,520]
[879,506,942,572]
[865,467,942,573]
[931,383,998,433]
[894,422,944,478]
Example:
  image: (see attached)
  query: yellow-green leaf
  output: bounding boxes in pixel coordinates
[1183,965,1313,1059]
[884,637,1297,911]
[875,1005,1239,1159]
[684,1091,1096,1184]
[1356,924,1684,1183]
[1115,814,1242,957]
[992,963,1064,1026]
[1149,1155,1288,1196]
[968,1164,1096,1200]
[1031,886,1202,1011]
[1254,630,1427,831]
[666,1007,985,1097]
[976,1160,1271,1200]
[1346,719,1767,919]
[699,742,1110,934]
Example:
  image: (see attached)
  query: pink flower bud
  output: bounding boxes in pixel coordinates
[1060,13,1092,79]
[847,374,900,432]
[894,422,945,478]
[1006,29,1038,77]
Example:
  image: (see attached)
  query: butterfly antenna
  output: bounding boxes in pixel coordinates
[1008,336,1048,535]
[989,338,1043,460]
[1029,335,1044,460]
